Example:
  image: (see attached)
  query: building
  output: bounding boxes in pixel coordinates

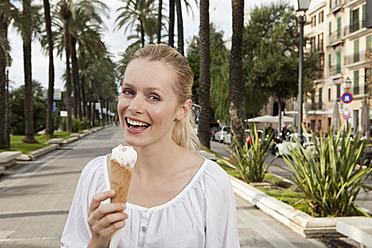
[303,0,371,136]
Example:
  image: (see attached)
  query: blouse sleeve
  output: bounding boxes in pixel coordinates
[203,162,240,248]
[61,156,108,248]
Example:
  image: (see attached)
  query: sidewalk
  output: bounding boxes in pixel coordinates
[0,126,365,247]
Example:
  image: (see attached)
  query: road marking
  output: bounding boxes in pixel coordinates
[0,209,69,219]
[0,230,15,240]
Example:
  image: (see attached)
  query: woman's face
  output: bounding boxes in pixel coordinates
[118,58,186,148]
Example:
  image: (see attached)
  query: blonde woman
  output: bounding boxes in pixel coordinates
[61,44,239,248]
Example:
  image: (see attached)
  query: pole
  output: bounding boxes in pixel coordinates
[298,15,305,144]
[6,69,10,149]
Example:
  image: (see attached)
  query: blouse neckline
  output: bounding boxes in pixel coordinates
[103,154,207,213]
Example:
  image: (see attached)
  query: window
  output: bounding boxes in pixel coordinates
[328,88,331,101]
[337,16,341,39]
[350,8,360,33]
[363,5,366,28]
[329,21,332,35]
[319,11,324,23]
[318,88,323,109]
[367,35,371,48]
[329,54,332,68]
[365,68,372,94]
[354,39,359,62]
[337,84,341,102]
[311,16,317,27]
[310,37,316,52]
[318,33,324,51]
[354,70,359,95]
[336,50,341,73]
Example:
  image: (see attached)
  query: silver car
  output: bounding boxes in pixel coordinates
[214,126,231,143]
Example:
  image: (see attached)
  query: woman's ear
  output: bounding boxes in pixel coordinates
[176,99,192,121]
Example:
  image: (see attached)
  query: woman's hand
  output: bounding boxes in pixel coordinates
[87,190,128,248]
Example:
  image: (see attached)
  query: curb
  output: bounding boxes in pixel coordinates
[231,175,345,239]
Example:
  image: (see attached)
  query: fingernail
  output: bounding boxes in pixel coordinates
[121,203,126,208]
[109,190,115,195]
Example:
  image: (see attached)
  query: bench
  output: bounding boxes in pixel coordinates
[336,218,372,248]
[0,151,22,169]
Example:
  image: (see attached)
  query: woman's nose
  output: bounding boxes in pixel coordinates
[128,95,144,114]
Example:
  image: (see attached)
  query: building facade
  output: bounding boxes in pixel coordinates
[303,0,371,135]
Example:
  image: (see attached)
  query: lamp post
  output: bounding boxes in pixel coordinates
[6,69,10,149]
[294,0,310,144]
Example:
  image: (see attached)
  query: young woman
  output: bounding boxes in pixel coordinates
[61,44,239,248]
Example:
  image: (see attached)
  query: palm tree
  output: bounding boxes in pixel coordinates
[157,0,162,43]
[175,0,183,55]
[43,0,55,137]
[115,0,157,48]
[229,0,245,148]
[59,0,73,132]
[197,0,210,148]
[168,0,175,47]
[16,0,40,143]
[0,1,16,148]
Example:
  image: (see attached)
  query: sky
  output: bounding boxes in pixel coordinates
[8,0,276,90]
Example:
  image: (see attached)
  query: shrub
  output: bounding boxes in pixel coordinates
[223,124,274,183]
[284,127,372,217]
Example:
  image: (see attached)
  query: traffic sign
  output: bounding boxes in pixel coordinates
[341,92,353,104]
[343,110,350,120]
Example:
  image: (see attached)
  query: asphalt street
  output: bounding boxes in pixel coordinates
[0,126,344,247]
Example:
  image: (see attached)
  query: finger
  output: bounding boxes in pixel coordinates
[88,203,126,228]
[89,190,115,213]
[96,211,128,231]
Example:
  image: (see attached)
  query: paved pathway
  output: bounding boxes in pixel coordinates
[0,126,329,247]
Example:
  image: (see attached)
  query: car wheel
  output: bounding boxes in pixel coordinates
[274,147,280,157]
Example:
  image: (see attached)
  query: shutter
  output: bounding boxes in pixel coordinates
[354,39,359,62]
[350,9,353,33]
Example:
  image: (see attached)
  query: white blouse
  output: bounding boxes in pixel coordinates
[61,155,240,248]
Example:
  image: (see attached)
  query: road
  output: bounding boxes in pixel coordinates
[0,126,348,247]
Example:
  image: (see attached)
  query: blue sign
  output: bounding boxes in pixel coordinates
[341,92,353,104]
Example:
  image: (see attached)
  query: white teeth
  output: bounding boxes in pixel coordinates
[127,119,148,126]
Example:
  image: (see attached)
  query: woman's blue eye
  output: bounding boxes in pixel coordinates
[149,95,160,101]
[123,89,134,95]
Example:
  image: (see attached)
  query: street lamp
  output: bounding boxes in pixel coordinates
[6,69,10,149]
[344,77,351,91]
[294,0,310,144]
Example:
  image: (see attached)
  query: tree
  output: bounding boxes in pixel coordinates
[197,0,210,148]
[243,2,317,125]
[115,0,157,48]
[43,0,55,137]
[229,0,245,148]
[15,0,41,143]
[157,0,162,43]
[187,24,230,123]
[59,0,73,132]
[168,0,175,47]
[0,1,16,148]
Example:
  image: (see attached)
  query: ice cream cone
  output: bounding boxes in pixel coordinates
[109,159,133,204]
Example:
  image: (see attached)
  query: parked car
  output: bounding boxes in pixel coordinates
[274,133,315,156]
[214,126,231,143]
[245,129,263,145]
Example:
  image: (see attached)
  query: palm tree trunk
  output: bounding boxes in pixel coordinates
[0,18,8,148]
[198,0,210,149]
[140,20,145,47]
[22,0,37,144]
[157,0,162,44]
[81,79,87,119]
[229,0,245,148]
[60,2,72,132]
[71,35,81,120]
[43,0,55,137]
[168,0,175,47]
[175,0,184,55]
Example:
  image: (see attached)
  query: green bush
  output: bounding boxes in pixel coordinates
[60,117,67,131]
[284,127,372,217]
[223,124,274,183]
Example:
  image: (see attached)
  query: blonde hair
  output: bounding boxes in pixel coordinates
[128,44,200,152]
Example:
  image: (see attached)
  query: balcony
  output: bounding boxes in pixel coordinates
[344,19,366,36]
[310,44,324,54]
[329,65,342,76]
[344,49,369,65]
[328,30,345,47]
[329,0,345,13]
[314,69,324,80]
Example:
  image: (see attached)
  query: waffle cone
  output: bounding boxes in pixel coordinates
[109,159,133,204]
